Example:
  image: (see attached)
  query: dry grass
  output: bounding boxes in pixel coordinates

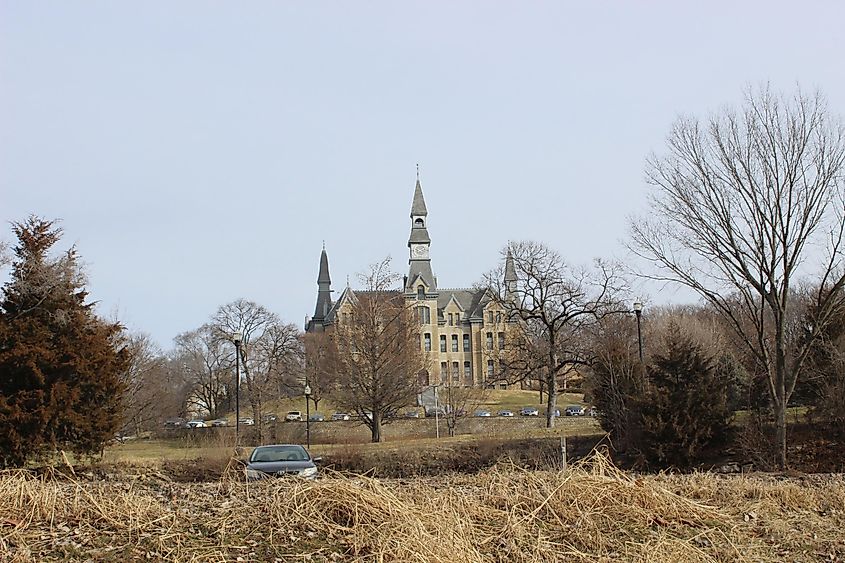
[1,452,844,562]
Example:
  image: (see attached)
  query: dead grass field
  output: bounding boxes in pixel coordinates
[2,452,844,562]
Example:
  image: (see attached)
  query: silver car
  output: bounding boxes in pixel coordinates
[244,444,320,480]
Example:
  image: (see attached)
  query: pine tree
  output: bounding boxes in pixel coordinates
[0,216,128,467]
[639,326,735,467]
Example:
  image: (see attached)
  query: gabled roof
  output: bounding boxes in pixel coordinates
[435,288,491,319]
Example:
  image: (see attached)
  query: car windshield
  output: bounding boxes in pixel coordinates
[250,445,309,463]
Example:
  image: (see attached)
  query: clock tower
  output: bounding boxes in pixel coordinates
[407,171,436,292]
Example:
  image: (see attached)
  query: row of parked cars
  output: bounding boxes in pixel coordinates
[167,405,599,429]
[430,405,598,418]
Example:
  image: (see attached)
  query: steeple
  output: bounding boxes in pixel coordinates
[313,245,333,322]
[504,247,517,299]
[407,170,436,292]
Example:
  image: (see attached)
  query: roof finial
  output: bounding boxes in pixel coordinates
[346,274,350,287]
[322,239,325,251]
[416,163,420,182]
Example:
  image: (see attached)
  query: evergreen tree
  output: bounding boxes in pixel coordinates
[639,326,735,467]
[0,216,128,467]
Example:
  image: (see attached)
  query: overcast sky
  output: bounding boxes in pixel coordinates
[2,1,844,349]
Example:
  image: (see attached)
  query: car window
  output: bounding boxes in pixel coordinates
[251,446,309,462]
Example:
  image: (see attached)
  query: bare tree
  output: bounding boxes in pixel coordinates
[439,378,488,437]
[631,86,845,468]
[302,332,338,414]
[119,331,174,436]
[485,241,627,428]
[173,324,233,419]
[327,258,427,443]
[213,299,303,441]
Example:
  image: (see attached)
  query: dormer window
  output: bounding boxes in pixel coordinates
[417,286,425,300]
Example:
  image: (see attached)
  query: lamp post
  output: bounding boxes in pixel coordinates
[433,384,440,439]
[233,332,242,446]
[633,300,644,364]
[304,384,312,449]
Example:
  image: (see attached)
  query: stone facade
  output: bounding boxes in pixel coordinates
[306,176,516,387]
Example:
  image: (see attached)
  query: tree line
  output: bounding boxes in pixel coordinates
[2,84,844,469]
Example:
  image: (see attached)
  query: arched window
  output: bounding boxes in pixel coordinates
[414,218,425,228]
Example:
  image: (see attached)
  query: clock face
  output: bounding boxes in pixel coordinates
[412,245,427,258]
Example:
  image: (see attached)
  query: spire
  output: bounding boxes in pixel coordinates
[504,248,517,283]
[312,245,333,323]
[317,245,331,284]
[410,167,428,217]
[504,247,517,302]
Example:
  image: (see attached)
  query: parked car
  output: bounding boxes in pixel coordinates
[331,412,350,421]
[520,407,539,417]
[163,417,186,429]
[210,419,229,427]
[425,406,447,417]
[308,413,325,422]
[404,410,421,418]
[284,411,302,422]
[186,420,207,428]
[587,407,599,417]
[244,444,321,481]
[498,410,515,417]
[564,405,585,417]
[473,410,492,417]
[262,413,278,423]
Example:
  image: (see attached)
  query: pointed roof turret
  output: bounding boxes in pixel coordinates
[318,243,331,284]
[410,168,428,217]
[311,244,333,324]
[504,248,517,283]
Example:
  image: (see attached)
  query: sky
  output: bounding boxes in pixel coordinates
[2,1,844,349]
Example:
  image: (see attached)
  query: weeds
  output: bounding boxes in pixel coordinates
[1,451,844,562]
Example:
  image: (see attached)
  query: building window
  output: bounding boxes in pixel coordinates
[486,332,493,350]
[448,313,453,326]
[496,312,502,323]
[498,332,505,349]
[440,362,448,383]
[487,359,494,377]
[424,333,431,352]
[417,306,430,324]
[487,311,494,324]
[452,362,459,382]
[451,334,458,352]
[463,334,470,352]
[463,361,472,383]
[440,335,447,352]
[417,287,425,300]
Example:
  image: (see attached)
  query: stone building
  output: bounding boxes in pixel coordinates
[306,176,516,387]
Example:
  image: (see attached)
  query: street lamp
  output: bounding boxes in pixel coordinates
[433,384,440,439]
[233,332,242,446]
[633,300,644,364]
[304,384,312,449]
